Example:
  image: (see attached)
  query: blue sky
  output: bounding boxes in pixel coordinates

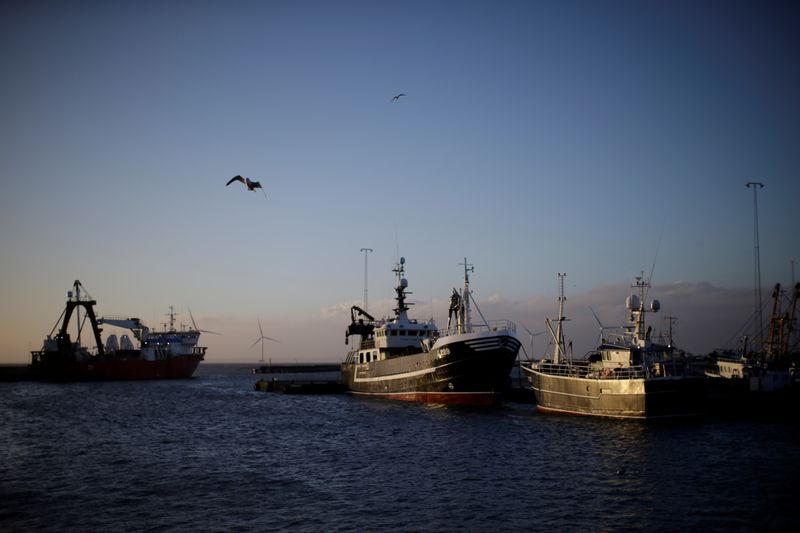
[1,0,798,363]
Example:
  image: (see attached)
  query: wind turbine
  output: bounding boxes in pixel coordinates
[188,307,220,335]
[589,306,609,346]
[519,323,545,361]
[250,318,280,363]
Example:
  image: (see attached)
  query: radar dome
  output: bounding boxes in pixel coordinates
[626,294,640,310]
[650,299,661,312]
[400,257,405,264]
[400,278,408,288]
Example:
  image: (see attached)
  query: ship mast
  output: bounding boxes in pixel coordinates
[167,306,176,332]
[783,283,800,357]
[765,283,782,361]
[545,273,568,364]
[459,258,474,333]
[554,273,567,362]
[74,280,81,347]
[392,257,411,318]
[58,280,104,356]
[632,274,648,344]
[628,273,661,348]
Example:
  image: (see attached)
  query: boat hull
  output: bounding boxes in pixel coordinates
[523,365,705,419]
[31,352,202,382]
[341,332,520,406]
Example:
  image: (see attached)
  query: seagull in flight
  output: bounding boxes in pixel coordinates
[226,175,266,197]
[392,93,406,101]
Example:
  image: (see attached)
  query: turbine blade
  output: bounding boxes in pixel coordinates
[188,307,199,331]
[589,306,604,329]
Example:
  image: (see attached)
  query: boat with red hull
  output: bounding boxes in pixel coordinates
[31,280,206,382]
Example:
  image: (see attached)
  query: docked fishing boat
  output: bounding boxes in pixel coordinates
[30,280,206,381]
[522,274,705,419]
[341,258,521,405]
[705,282,799,413]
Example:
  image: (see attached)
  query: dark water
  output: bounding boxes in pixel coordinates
[1,364,797,532]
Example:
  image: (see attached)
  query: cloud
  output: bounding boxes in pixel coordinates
[320,300,360,320]
[472,281,755,356]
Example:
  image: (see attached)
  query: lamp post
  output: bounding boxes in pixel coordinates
[360,248,373,311]
[746,181,764,352]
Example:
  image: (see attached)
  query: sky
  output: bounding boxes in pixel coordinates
[1,0,798,364]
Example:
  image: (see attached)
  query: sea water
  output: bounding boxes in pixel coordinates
[1,364,797,532]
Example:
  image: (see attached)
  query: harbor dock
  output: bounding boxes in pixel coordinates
[0,364,32,382]
[254,378,345,394]
[251,363,341,374]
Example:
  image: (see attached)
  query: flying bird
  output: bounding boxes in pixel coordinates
[226,175,267,198]
[392,93,406,101]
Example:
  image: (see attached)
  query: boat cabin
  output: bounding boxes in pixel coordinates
[351,318,437,364]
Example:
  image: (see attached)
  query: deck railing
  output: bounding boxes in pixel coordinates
[437,320,516,338]
[532,361,648,380]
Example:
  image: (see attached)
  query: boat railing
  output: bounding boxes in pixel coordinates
[359,338,376,350]
[533,361,647,380]
[437,319,516,338]
[533,359,694,379]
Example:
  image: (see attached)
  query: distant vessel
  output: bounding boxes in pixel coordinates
[341,258,521,405]
[30,280,206,381]
[522,274,705,419]
[705,282,799,410]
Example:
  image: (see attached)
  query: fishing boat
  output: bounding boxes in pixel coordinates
[341,258,521,405]
[705,282,799,413]
[30,280,206,381]
[521,273,705,419]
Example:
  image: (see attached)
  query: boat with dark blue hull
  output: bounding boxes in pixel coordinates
[341,258,520,405]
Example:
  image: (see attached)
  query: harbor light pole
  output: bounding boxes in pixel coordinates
[360,248,373,312]
[746,181,764,352]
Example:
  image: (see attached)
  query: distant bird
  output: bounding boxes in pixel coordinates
[226,175,266,198]
[392,93,406,101]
